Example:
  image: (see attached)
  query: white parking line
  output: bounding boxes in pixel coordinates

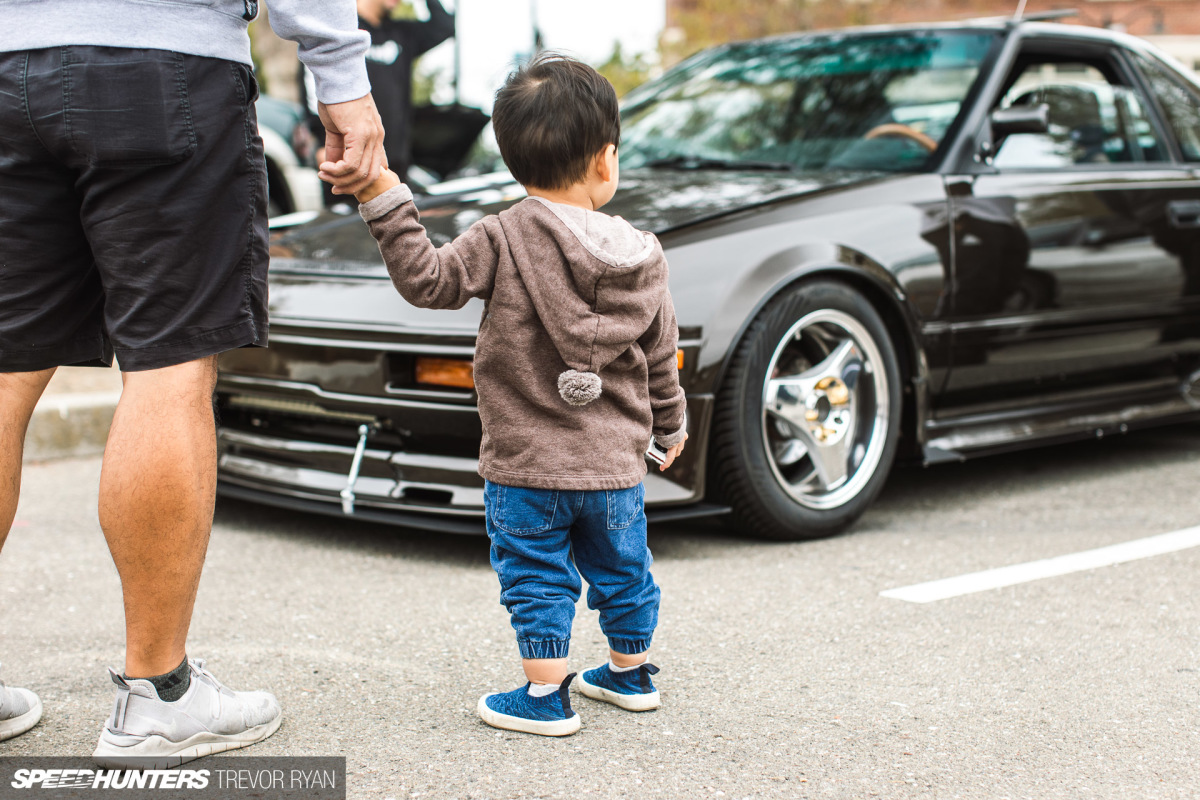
[880,525,1200,603]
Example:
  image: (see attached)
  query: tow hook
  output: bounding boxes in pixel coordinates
[341,424,373,515]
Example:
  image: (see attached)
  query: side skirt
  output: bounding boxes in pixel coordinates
[923,384,1200,463]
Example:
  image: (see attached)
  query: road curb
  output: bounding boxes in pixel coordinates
[26,391,121,462]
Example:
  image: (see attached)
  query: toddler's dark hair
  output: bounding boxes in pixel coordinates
[492,53,620,191]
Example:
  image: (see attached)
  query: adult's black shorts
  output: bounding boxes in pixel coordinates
[0,46,270,372]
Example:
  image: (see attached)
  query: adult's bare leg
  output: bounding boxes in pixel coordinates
[98,356,218,678]
[0,369,57,552]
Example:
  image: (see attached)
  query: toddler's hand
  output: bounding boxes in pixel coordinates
[346,168,402,204]
[658,433,688,471]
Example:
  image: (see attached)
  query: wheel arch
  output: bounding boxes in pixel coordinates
[263,155,295,216]
[832,268,928,462]
[702,253,929,463]
[259,126,298,216]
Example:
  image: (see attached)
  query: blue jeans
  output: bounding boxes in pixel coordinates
[484,481,660,660]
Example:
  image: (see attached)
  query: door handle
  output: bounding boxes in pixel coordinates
[1167,199,1200,229]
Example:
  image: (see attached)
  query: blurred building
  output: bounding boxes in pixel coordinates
[663,0,1200,73]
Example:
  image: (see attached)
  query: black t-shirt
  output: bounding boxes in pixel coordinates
[302,0,454,177]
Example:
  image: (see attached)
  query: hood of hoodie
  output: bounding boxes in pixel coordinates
[497,197,667,384]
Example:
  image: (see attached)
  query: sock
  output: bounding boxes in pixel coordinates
[527,681,560,698]
[127,657,191,702]
[609,660,644,673]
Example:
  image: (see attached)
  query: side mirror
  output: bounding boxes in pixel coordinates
[990,104,1050,139]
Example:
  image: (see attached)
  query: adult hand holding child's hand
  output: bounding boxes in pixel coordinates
[318,93,386,196]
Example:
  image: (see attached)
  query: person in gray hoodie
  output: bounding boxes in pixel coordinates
[346,54,688,737]
[0,0,383,766]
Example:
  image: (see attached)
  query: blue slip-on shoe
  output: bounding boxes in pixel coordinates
[477,673,581,736]
[578,662,660,711]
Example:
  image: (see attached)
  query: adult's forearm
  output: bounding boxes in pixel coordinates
[425,0,456,42]
[267,0,371,104]
[427,0,454,25]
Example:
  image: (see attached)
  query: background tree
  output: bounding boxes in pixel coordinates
[660,0,877,66]
[596,42,654,98]
[657,0,1171,67]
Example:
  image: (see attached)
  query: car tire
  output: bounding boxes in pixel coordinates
[710,280,902,540]
[264,157,291,218]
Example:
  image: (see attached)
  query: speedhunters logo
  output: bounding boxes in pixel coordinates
[0,758,345,799]
[11,769,209,789]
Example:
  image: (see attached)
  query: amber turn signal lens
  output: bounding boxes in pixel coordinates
[415,357,475,389]
[677,349,685,370]
[418,353,673,389]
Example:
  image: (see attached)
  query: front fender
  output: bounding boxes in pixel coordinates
[705,245,924,380]
[662,175,947,397]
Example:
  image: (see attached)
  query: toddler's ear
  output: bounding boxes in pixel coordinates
[596,144,618,183]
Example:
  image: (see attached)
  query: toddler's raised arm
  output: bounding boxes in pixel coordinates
[358,180,501,309]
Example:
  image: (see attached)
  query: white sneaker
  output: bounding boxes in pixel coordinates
[0,663,43,742]
[93,659,281,768]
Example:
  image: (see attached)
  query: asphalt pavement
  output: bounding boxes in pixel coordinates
[2,422,1198,799]
[25,366,122,462]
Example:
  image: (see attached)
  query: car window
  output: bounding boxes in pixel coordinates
[992,59,1167,169]
[619,31,996,173]
[1131,52,1200,162]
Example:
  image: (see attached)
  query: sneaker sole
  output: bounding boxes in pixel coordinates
[0,696,43,742]
[476,695,581,737]
[577,674,660,711]
[92,713,282,769]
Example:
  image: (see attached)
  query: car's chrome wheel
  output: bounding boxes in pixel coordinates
[711,281,902,540]
[762,309,890,511]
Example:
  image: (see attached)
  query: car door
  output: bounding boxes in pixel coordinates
[939,35,1200,416]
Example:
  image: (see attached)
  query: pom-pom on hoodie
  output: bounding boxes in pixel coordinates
[361,185,687,490]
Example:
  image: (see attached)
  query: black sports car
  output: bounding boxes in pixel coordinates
[215,19,1200,540]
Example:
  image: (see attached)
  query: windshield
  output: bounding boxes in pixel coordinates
[620,31,997,173]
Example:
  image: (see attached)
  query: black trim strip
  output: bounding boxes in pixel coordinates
[923,299,1198,336]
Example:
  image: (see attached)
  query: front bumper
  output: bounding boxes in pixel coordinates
[215,374,719,533]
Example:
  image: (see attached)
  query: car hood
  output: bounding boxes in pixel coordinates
[273,169,883,265]
[264,168,884,329]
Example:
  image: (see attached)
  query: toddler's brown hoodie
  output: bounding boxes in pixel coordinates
[360,185,688,490]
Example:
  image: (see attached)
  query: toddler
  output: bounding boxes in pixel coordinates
[343,53,687,736]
